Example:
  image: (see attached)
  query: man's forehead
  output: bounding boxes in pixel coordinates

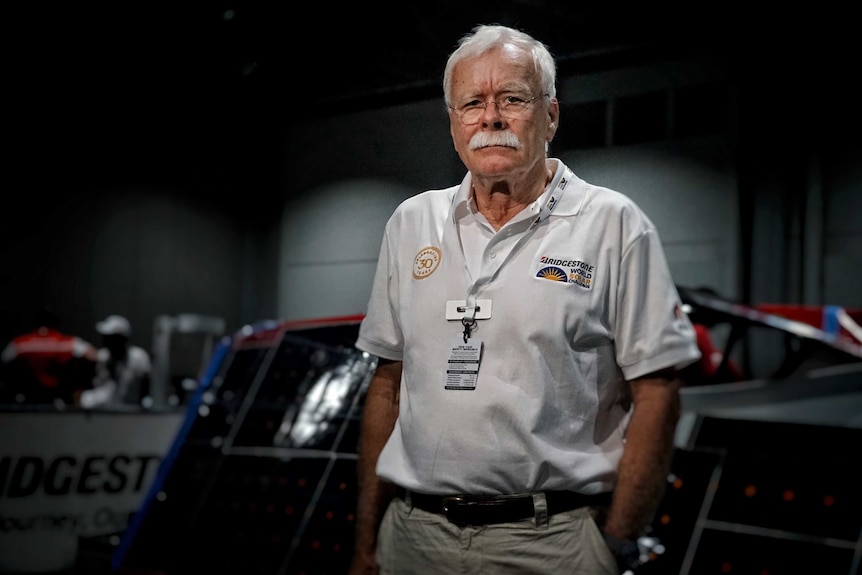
[452,51,535,91]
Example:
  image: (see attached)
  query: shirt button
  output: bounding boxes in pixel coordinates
[489,251,497,258]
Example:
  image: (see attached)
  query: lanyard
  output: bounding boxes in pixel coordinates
[457,168,573,337]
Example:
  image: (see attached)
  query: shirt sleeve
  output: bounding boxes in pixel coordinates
[614,226,701,380]
[355,224,404,361]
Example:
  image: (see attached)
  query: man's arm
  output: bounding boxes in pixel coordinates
[349,358,401,575]
[602,369,681,562]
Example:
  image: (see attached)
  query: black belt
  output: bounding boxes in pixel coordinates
[396,487,612,526]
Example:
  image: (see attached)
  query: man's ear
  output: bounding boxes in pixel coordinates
[547,99,560,141]
[547,120,558,142]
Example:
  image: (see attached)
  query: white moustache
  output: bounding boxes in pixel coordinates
[469,131,522,151]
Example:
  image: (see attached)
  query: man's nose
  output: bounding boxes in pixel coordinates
[480,101,505,126]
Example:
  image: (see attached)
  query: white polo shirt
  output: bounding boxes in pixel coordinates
[356,159,700,496]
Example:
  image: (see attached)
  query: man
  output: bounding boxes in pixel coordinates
[349,24,701,575]
[80,314,152,409]
[0,307,98,406]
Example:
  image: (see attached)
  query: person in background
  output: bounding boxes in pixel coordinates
[80,314,153,409]
[349,24,701,575]
[0,307,98,406]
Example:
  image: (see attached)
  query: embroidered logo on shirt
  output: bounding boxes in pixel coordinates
[534,256,594,289]
[536,266,567,282]
[413,246,442,279]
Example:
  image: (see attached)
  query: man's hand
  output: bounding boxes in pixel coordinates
[347,545,378,575]
[602,532,642,574]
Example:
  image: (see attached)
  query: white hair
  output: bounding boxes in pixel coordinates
[442,24,557,107]
[468,130,522,150]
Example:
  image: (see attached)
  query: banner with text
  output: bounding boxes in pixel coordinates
[0,409,183,572]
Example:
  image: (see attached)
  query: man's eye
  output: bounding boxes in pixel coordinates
[461,100,483,109]
[503,95,527,105]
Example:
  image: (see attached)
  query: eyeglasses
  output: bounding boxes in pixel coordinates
[448,94,549,125]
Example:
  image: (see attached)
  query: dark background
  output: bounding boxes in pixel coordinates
[5,2,861,344]
[15,4,859,191]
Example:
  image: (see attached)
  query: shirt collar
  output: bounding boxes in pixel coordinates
[450,159,587,223]
[540,159,587,217]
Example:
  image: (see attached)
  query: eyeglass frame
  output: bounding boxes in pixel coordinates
[447,93,551,125]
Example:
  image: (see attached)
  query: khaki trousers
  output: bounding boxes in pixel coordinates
[377,496,618,575]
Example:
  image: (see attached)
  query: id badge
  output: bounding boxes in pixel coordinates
[444,337,483,390]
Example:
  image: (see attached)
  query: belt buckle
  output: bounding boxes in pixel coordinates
[441,495,466,513]
[441,495,469,526]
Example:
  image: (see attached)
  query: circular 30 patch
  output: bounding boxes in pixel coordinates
[413,246,441,279]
